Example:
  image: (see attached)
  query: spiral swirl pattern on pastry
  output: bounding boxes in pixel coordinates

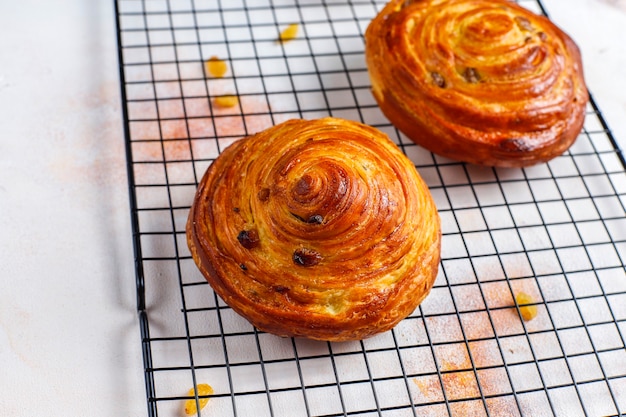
[365,0,588,167]
[187,118,441,341]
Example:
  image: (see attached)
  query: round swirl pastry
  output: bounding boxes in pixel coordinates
[187,118,441,341]
[365,0,588,167]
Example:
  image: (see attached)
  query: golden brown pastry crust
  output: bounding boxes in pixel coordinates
[365,0,588,167]
[187,118,441,341]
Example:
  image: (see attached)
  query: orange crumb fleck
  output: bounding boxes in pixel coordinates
[441,371,480,401]
[413,371,481,403]
[278,23,299,43]
[214,95,239,108]
[515,291,538,321]
[206,56,228,78]
[184,383,213,415]
[412,376,443,403]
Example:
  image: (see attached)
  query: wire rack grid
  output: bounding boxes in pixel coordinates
[114,0,626,416]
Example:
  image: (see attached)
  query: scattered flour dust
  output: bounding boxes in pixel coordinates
[129,96,271,165]
[49,79,127,190]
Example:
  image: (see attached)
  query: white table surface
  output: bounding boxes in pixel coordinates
[0,0,624,415]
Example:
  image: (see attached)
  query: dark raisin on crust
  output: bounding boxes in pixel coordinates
[462,67,480,83]
[293,248,322,266]
[237,229,260,249]
[431,71,446,88]
[258,187,270,202]
[307,214,324,224]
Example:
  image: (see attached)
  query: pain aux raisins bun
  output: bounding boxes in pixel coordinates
[187,117,441,341]
[365,0,588,167]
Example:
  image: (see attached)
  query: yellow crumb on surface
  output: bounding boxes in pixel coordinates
[515,291,538,321]
[205,56,228,78]
[214,95,239,108]
[184,383,213,415]
[278,23,299,43]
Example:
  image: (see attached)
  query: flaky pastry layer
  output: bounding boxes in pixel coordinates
[365,0,588,167]
[187,118,441,341]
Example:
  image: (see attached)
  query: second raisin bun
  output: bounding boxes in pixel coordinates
[187,117,441,341]
[365,0,588,167]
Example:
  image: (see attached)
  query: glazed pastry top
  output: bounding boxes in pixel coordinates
[186,117,441,341]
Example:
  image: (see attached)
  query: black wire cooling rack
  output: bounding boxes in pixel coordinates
[114,0,626,416]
